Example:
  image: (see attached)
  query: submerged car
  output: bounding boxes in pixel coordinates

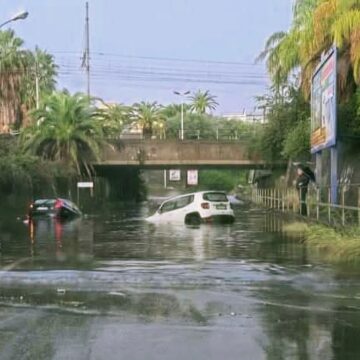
[28,198,82,219]
[146,191,235,224]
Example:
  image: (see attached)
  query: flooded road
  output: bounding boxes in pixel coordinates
[1,202,360,359]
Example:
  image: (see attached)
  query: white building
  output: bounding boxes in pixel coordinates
[222,112,267,124]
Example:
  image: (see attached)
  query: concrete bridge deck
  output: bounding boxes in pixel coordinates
[96,140,285,169]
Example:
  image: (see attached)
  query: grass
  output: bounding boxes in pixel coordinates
[283,221,360,264]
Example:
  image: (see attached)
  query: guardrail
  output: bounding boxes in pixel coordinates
[251,185,360,227]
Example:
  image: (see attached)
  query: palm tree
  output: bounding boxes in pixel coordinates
[259,0,360,99]
[0,30,29,132]
[189,90,219,114]
[332,1,360,84]
[131,101,166,138]
[21,47,58,111]
[97,101,130,137]
[21,91,105,176]
[257,0,320,95]
[161,103,191,118]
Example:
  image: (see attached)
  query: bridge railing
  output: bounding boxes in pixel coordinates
[119,129,259,141]
[176,129,257,141]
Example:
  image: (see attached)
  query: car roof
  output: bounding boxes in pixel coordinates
[34,199,56,204]
[33,198,76,205]
[160,191,227,204]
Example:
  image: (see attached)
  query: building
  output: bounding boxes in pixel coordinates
[222,112,267,124]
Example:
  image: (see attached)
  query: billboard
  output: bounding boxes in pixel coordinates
[311,47,337,153]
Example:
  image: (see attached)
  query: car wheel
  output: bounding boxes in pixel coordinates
[185,213,201,225]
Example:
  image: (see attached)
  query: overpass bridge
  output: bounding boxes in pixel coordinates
[95,139,285,170]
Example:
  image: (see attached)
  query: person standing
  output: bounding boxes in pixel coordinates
[296,165,310,216]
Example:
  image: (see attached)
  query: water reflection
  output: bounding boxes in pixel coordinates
[0,204,360,359]
[1,206,309,267]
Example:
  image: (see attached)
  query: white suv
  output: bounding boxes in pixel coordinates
[147,191,235,224]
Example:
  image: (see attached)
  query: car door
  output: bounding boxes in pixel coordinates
[158,200,177,222]
[174,195,194,221]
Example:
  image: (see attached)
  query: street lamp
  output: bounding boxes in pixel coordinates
[173,90,190,140]
[0,11,29,29]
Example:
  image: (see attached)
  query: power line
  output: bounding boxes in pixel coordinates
[57,69,268,86]
[51,50,265,68]
[57,64,268,79]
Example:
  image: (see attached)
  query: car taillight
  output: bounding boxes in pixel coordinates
[55,199,63,209]
[201,202,210,209]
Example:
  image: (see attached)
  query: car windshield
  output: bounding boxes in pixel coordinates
[203,192,228,202]
[34,199,55,207]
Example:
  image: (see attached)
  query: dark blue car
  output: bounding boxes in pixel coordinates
[28,198,82,219]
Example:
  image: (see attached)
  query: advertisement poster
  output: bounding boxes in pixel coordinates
[187,170,198,186]
[169,169,181,181]
[311,48,337,153]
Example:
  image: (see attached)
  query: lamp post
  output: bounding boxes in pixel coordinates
[173,90,190,140]
[0,11,29,29]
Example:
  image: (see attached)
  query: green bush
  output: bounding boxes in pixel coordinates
[197,170,245,192]
[0,135,76,197]
[282,118,310,160]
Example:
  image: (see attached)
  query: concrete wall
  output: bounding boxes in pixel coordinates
[100,139,267,168]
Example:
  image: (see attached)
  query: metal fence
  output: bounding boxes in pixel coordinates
[251,185,360,227]
[176,129,257,141]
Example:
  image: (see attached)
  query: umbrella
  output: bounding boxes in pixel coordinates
[297,164,316,182]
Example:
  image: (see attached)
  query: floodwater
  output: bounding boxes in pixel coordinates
[1,200,360,360]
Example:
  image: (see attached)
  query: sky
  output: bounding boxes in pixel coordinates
[1,0,292,114]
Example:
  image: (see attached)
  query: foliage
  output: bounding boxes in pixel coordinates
[197,170,243,192]
[189,90,219,114]
[284,221,360,264]
[255,86,311,162]
[21,91,104,176]
[0,31,57,131]
[130,101,166,138]
[166,112,217,139]
[259,0,360,99]
[165,111,262,141]
[97,101,130,137]
[0,30,29,131]
[20,47,58,111]
[282,118,311,160]
[0,135,75,196]
[161,103,191,118]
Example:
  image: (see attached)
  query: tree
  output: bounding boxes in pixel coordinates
[165,112,217,139]
[21,47,58,112]
[255,86,310,162]
[21,91,105,176]
[0,30,29,132]
[189,90,219,114]
[130,101,166,138]
[282,118,311,160]
[161,103,190,118]
[258,0,360,99]
[0,31,58,132]
[97,101,130,137]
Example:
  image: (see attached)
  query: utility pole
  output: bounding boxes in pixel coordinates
[85,2,90,97]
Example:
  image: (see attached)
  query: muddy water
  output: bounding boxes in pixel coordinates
[0,202,360,359]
